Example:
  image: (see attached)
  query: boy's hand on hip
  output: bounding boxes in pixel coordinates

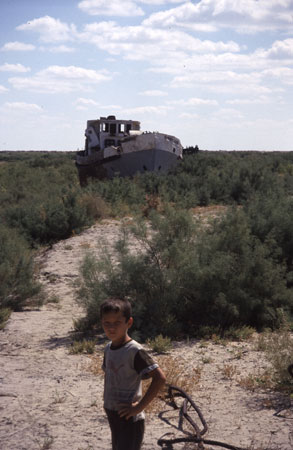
[118,402,141,420]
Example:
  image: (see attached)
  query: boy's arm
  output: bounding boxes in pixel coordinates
[118,367,166,420]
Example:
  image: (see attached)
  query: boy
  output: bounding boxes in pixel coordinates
[100,298,166,450]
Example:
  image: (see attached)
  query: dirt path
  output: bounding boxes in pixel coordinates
[0,221,123,450]
[1,218,293,449]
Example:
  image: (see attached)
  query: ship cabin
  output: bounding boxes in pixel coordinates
[86,115,140,153]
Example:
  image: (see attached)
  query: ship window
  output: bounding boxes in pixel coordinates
[110,123,116,135]
[105,139,115,147]
[119,124,125,133]
[102,123,109,132]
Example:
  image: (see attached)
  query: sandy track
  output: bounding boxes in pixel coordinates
[1,219,293,449]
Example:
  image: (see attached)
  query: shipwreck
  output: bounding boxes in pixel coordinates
[76,115,183,184]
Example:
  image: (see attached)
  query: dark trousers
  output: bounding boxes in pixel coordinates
[105,409,145,450]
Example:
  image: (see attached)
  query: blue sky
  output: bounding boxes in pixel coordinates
[0,0,293,151]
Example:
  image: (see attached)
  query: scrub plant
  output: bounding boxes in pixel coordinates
[0,308,11,330]
[76,206,293,340]
[256,324,293,388]
[69,339,95,354]
[0,224,41,311]
[147,335,172,354]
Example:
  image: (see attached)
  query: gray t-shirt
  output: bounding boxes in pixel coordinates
[102,339,158,420]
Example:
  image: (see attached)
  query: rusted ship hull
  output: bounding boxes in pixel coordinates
[76,146,179,183]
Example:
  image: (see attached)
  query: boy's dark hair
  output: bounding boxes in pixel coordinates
[100,298,132,321]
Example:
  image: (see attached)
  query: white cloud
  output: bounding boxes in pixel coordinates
[168,97,218,106]
[122,105,172,115]
[212,107,244,120]
[168,69,277,97]
[1,41,35,51]
[0,85,9,93]
[3,102,43,112]
[74,97,100,106]
[170,69,261,85]
[149,52,264,77]
[16,16,76,43]
[226,96,271,105]
[139,90,168,96]
[74,97,100,110]
[78,0,144,17]
[0,63,31,73]
[265,39,293,59]
[138,1,187,4]
[263,67,293,85]
[143,0,293,34]
[101,104,122,111]
[79,21,240,62]
[47,45,76,53]
[179,112,200,119]
[8,65,112,93]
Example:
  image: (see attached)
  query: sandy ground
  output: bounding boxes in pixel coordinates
[0,218,293,450]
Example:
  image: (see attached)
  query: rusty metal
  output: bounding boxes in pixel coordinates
[158,365,293,448]
[157,384,247,450]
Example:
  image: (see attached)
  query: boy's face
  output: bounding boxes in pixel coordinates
[101,311,133,346]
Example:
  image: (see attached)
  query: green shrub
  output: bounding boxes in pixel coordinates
[69,339,95,354]
[196,325,255,341]
[75,206,293,339]
[245,192,293,277]
[75,207,196,338]
[0,225,41,310]
[4,186,93,245]
[256,324,293,388]
[147,335,172,353]
[223,325,255,341]
[86,176,146,216]
[79,192,110,220]
[0,154,93,246]
[75,251,109,329]
[0,308,11,330]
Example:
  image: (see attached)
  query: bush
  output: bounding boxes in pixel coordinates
[4,187,92,245]
[75,206,293,339]
[75,207,196,338]
[223,325,255,341]
[86,176,146,216]
[187,208,293,331]
[69,339,95,354]
[79,192,110,220]
[0,308,11,330]
[245,192,293,278]
[0,154,94,246]
[256,324,293,388]
[147,335,172,353]
[0,225,40,310]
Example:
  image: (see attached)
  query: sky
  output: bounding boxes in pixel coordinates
[0,0,293,151]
